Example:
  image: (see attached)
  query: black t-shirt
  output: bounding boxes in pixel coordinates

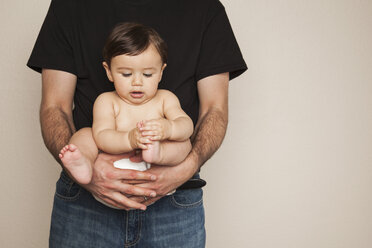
[27,0,247,130]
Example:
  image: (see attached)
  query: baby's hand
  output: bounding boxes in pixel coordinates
[128,123,152,150]
[139,119,172,141]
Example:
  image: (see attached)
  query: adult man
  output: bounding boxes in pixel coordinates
[28,0,246,247]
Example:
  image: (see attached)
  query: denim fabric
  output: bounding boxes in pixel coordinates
[49,171,206,248]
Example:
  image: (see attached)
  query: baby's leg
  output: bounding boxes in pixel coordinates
[59,127,98,184]
[142,139,192,166]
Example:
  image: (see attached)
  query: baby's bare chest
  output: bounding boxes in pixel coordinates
[114,102,164,131]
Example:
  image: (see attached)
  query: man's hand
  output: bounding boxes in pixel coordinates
[139,119,172,141]
[83,152,158,211]
[131,151,199,206]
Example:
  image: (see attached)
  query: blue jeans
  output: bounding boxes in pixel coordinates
[49,171,206,248]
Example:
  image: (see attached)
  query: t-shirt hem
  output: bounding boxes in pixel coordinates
[27,61,77,76]
[196,63,248,82]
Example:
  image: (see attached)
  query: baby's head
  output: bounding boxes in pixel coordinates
[102,22,168,105]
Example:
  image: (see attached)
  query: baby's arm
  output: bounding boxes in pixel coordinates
[92,93,149,154]
[140,90,193,142]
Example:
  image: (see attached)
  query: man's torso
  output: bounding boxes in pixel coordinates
[53,0,220,129]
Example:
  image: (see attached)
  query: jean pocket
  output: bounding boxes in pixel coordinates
[170,188,203,208]
[55,171,82,201]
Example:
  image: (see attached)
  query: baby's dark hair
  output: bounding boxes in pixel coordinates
[103,22,168,68]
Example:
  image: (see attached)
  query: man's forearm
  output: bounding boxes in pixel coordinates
[40,106,75,165]
[137,107,228,197]
[190,107,228,169]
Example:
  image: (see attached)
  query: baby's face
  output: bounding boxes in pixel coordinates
[104,44,166,105]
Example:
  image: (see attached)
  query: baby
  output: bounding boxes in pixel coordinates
[58,23,193,204]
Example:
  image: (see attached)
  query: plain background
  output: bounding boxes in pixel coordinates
[1,0,372,247]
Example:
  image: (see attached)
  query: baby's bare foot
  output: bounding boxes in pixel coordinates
[59,144,92,184]
[142,141,162,164]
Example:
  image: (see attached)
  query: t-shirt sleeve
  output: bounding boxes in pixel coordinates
[27,0,76,75]
[195,2,247,82]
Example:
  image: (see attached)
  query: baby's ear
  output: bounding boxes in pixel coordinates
[102,62,114,82]
[159,63,167,78]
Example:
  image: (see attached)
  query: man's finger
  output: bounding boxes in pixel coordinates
[143,196,162,206]
[98,195,129,210]
[129,195,162,207]
[124,180,151,184]
[110,192,148,210]
[115,183,157,198]
[113,168,157,181]
[128,195,147,203]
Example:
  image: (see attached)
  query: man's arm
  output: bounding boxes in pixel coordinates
[190,72,229,168]
[135,72,229,204]
[40,69,76,163]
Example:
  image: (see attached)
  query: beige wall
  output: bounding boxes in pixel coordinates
[1,0,372,247]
